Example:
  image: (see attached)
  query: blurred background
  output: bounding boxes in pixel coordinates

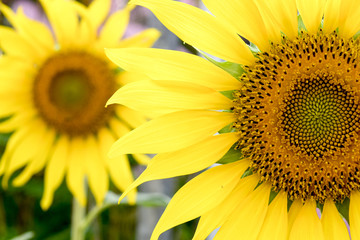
[0,0,205,239]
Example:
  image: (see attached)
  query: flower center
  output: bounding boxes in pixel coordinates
[33,52,116,136]
[233,31,360,202]
[280,71,360,159]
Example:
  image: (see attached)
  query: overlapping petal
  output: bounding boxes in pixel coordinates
[321,199,350,240]
[296,0,326,34]
[257,191,288,240]
[130,0,254,64]
[289,200,324,240]
[193,174,260,240]
[117,133,242,203]
[109,110,234,155]
[108,80,232,114]
[202,0,270,50]
[350,191,360,240]
[150,161,250,240]
[105,48,240,91]
[213,183,272,240]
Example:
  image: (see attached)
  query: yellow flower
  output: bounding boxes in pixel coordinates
[105,0,360,239]
[0,0,160,210]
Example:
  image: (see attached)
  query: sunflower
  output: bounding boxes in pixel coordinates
[0,0,160,210]
[104,0,360,239]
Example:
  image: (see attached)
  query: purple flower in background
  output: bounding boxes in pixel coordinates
[10,0,48,22]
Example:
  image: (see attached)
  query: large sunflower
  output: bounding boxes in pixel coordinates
[0,0,160,210]
[105,0,360,239]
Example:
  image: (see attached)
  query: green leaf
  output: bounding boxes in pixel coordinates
[113,66,124,75]
[203,54,245,79]
[269,190,279,204]
[218,123,235,134]
[297,15,306,33]
[249,42,260,53]
[336,197,350,223]
[219,90,235,100]
[218,146,243,164]
[354,30,360,40]
[9,232,34,240]
[241,168,253,178]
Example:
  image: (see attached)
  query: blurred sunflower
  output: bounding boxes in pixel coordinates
[0,0,160,210]
[105,0,360,239]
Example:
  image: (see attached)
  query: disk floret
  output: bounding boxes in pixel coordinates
[233,31,360,202]
[34,52,116,136]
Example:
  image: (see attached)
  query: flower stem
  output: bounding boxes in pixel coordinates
[71,198,86,240]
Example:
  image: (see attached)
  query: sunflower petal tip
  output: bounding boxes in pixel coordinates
[40,199,50,211]
[118,193,126,204]
[78,196,87,207]
[105,95,117,107]
[104,48,119,62]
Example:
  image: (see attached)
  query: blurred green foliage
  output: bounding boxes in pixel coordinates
[0,174,72,240]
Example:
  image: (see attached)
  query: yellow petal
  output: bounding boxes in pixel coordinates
[193,174,260,240]
[350,191,360,240]
[130,0,254,64]
[40,0,79,49]
[0,26,41,61]
[116,28,161,48]
[108,118,131,138]
[253,0,283,44]
[107,80,233,114]
[114,106,148,129]
[66,138,87,206]
[117,133,242,202]
[0,109,36,132]
[142,133,240,180]
[109,110,234,155]
[105,48,240,91]
[338,1,360,38]
[263,0,298,39]
[1,119,47,188]
[41,135,70,210]
[0,4,54,52]
[109,154,137,204]
[98,128,136,203]
[0,56,34,75]
[323,0,342,34]
[85,136,109,205]
[321,199,350,240]
[150,161,249,240]
[0,120,34,175]
[0,95,32,118]
[202,0,270,50]
[131,154,151,165]
[288,199,303,237]
[70,1,95,48]
[296,0,326,34]
[213,182,272,240]
[88,0,111,29]
[116,70,151,86]
[0,68,31,95]
[257,191,288,240]
[289,199,324,240]
[12,128,56,187]
[99,6,131,47]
